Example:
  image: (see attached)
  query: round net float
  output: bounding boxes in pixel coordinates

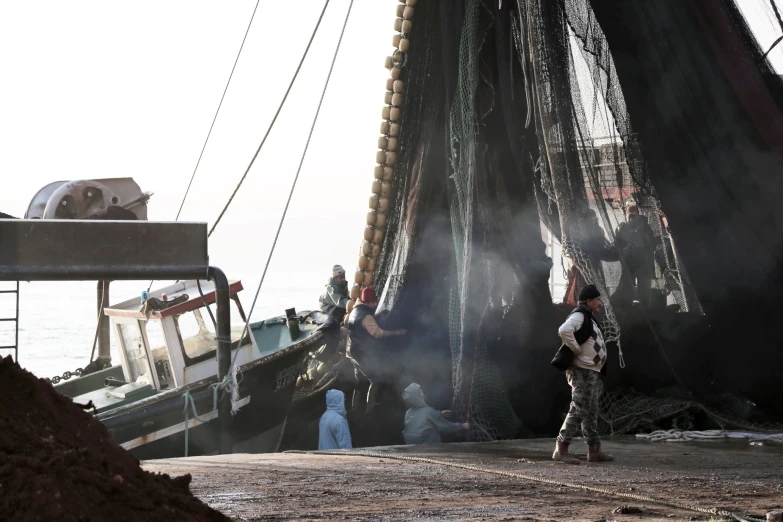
[375,212,387,228]
[367,257,377,272]
[363,226,375,241]
[392,34,401,48]
[397,0,406,3]
[391,67,402,80]
[393,80,404,93]
[393,18,402,32]
[386,77,394,91]
[358,255,370,270]
[399,38,410,53]
[389,123,401,136]
[371,180,382,194]
[366,212,377,226]
[383,166,394,179]
[374,165,384,179]
[384,91,393,105]
[396,4,405,17]
[403,5,414,18]
[361,241,372,256]
[371,243,381,258]
[380,121,390,135]
[390,107,401,121]
[402,20,413,34]
[385,55,393,70]
[354,271,365,285]
[406,0,417,5]
[375,150,386,164]
[385,152,397,166]
[381,181,393,197]
[369,195,379,209]
[392,93,403,107]
[379,197,390,212]
[381,106,391,120]
[350,285,361,300]
[372,228,385,244]
[387,137,399,151]
[346,299,356,314]
[363,271,374,286]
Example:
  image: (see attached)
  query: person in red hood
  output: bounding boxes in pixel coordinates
[346,286,406,413]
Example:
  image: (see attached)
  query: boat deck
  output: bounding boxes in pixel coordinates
[142,438,783,521]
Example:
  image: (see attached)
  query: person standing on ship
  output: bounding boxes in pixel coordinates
[552,284,614,465]
[319,265,350,358]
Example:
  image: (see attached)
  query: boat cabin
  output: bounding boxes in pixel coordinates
[104,280,253,393]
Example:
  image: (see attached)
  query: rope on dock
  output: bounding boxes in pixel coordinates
[286,449,765,522]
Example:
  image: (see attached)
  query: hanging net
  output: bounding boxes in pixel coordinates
[369,0,783,440]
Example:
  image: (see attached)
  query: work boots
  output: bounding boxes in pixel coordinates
[587,443,614,462]
[552,441,580,465]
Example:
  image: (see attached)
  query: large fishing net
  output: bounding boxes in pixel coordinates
[369,0,783,440]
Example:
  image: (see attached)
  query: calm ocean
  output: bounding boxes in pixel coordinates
[0,280,321,379]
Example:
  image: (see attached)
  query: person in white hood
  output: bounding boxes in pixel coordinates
[401,383,469,445]
[318,389,352,450]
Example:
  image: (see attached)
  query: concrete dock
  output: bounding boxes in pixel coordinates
[143,438,783,521]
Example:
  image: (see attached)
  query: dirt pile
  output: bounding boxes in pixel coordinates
[0,356,230,522]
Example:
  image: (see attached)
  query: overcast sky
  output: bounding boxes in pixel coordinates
[0,0,780,296]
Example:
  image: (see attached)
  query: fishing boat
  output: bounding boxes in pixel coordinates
[4,177,329,459]
[54,280,327,459]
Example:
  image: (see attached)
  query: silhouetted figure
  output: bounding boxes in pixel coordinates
[613,206,657,307]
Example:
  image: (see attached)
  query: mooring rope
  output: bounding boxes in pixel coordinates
[285,449,765,522]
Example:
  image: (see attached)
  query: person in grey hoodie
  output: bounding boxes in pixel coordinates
[318,389,352,450]
[402,383,470,445]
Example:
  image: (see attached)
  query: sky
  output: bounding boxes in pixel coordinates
[0,0,392,295]
[0,0,781,298]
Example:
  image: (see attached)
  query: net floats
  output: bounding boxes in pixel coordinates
[349,0,415,311]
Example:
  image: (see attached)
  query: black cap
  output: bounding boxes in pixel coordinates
[578,284,601,302]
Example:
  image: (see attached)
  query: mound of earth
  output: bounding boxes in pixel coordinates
[0,356,230,522]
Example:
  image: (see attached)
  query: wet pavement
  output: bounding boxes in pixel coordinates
[142,438,783,521]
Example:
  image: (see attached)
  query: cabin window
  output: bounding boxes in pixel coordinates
[117,321,153,385]
[145,319,174,390]
[175,309,217,360]
[203,298,248,344]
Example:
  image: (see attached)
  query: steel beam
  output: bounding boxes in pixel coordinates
[0,220,208,281]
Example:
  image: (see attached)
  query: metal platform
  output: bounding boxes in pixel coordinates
[0,219,209,281]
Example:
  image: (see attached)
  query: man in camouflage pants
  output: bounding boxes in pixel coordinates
[553,284,614,465]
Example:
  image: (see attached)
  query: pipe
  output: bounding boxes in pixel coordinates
[97,281,111,365]
[208,266,233,454]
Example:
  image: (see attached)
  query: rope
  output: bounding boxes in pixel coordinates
[207,0,331,239]
[181,376,235,457]
[285,449,765,522]
[175,0,261,221]
[178,0,354,458]
[771,0,783,34]
[227,0,354,361]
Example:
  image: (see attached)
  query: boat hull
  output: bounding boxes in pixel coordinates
[99,329,324,460]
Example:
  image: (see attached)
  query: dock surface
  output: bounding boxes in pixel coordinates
[143,438,783,521]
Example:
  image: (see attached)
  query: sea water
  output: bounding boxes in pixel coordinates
[0,280,321,379]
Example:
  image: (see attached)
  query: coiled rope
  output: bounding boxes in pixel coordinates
[285,449,765,522]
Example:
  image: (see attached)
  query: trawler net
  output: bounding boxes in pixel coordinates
[371,0,783,440]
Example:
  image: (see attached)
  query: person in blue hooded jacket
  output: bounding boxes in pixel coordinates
[318,389,352,450]
[402,383,470,445]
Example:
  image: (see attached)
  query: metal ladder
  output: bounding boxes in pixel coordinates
[0,282,20,362]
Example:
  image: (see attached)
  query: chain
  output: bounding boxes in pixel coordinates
[45,368,83,385]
